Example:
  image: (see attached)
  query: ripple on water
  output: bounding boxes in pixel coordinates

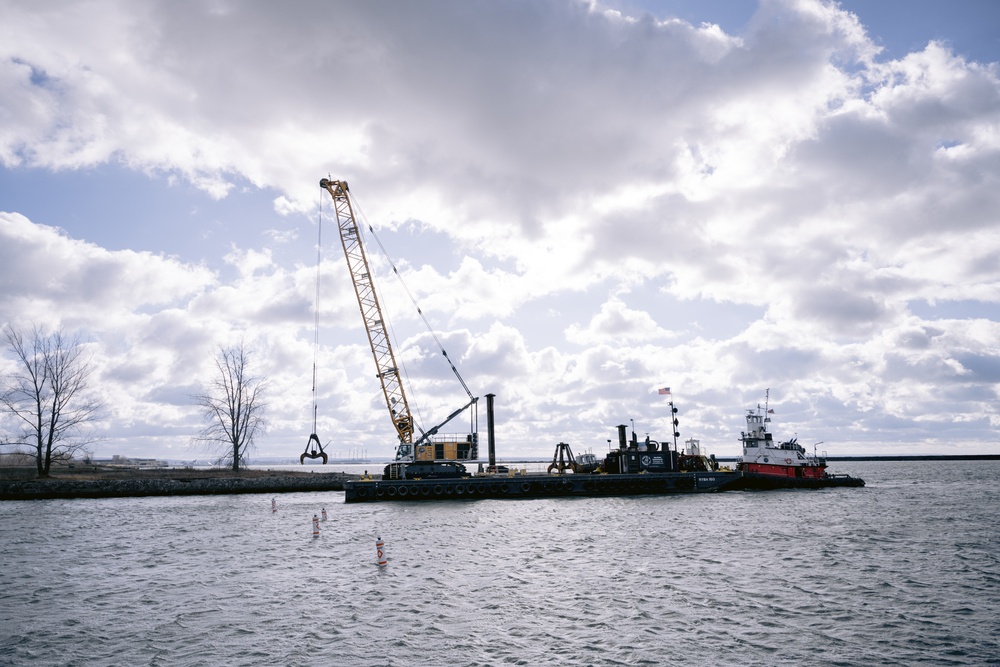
[2,462,1000,665]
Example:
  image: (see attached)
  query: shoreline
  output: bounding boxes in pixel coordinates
[0,467,357,501]
[3,454,999,501]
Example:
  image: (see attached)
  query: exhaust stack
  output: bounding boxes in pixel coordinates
[486,393,496,469]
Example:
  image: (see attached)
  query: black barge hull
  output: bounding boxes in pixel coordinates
[740,472,866,490]
[344,470,867,502]
[345,471,743,503]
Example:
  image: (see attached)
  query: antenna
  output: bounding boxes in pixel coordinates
[669,399,680,452]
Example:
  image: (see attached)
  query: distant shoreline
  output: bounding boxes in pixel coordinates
[714,454,1000,462]
[832,455,1000,461]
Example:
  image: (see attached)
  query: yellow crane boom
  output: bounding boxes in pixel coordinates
[320,179,415,450]
[320,179,479,464]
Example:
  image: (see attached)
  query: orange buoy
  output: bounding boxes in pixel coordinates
[321,507,328,522]
[312,514,320,538]
[376,536,387,566]
[271,498,277,513]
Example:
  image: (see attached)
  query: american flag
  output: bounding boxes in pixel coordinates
[658,387,671,395]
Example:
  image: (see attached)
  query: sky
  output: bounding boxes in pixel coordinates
[1,0,999,462]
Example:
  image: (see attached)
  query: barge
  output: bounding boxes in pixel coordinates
[344,469,742,502]
[342,394,863,503]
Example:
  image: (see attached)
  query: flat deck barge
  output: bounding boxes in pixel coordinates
[345,470,743,502]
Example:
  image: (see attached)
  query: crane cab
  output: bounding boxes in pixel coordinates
[407,434,478,462]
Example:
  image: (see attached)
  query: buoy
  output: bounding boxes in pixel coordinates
[271,498,277,513]
[312,514,320,538]
[376,536,387,566]
[321,507,328,522]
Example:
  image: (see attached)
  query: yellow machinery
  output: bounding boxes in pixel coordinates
[319,179,478,462]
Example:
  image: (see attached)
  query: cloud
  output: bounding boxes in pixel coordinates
[0,212,214,327]
[565,296,672,345]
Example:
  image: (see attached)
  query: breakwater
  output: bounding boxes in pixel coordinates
[0,472,353,501]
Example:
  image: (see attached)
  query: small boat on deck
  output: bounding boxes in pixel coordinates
[737,397,864,489]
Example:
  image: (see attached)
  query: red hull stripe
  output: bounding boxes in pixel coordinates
[743,462,826,478]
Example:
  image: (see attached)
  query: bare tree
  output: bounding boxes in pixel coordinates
[192,340,269,471]
[1,325,103,477]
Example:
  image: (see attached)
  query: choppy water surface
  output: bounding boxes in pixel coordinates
[2,461,999,666]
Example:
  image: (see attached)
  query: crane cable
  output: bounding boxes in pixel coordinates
[351,196,475,402]
[300,189,327,464]
[312,189,323,435]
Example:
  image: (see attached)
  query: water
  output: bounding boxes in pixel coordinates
[2,462,998,666]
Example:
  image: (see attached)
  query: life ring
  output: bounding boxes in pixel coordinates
[386,486,397,497]
[357,488,368,498]
[500,483,509,493]
[433,485,444,495]
[376,487,385,497]
[520,482,530,493]
[785,458,792,464]
[421,486,431,496]
[397,486,407,497]
[408,486,418,496]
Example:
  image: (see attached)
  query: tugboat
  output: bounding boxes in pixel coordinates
[737,393,864,489]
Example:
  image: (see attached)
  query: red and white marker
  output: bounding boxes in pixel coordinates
[376,536,387,566]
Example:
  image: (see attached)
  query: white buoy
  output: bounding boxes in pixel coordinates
[312,514,320,538]
[271,498,277,513]
[376,536,387,566]
[321,507,328,522]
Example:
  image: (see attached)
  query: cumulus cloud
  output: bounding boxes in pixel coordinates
[0,212,214,325]
[565,297,672,345]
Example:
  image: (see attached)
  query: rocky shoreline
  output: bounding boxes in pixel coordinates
[0,467,357,501]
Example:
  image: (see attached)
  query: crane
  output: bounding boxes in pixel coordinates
[319,179,478,463]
